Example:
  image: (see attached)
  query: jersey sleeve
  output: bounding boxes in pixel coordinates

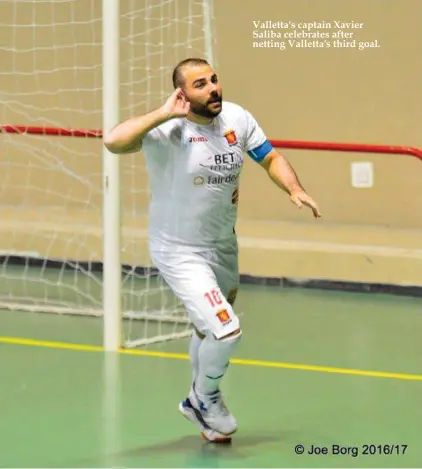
[142,127,162,149]
[142,120,181,153]
[243,109,273,163]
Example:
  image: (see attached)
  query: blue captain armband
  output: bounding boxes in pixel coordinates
[247,140,273,162]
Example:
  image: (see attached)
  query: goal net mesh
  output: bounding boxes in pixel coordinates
[0,0,215,347]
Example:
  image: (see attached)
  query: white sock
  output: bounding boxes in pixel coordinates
[189,332,202,385]
[195,331,242,398]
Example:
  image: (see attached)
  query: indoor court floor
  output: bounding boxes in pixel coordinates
[1,283,421,468]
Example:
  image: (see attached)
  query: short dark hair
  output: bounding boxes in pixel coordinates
[172,58,210,88]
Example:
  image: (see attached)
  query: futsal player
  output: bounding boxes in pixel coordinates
[104,58,322,442]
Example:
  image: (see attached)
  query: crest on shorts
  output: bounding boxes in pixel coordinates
[224,129,238,146]
[216,309,231,324]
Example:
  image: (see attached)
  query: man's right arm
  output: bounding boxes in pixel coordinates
[103,87,190,154]
[103,107,169,154]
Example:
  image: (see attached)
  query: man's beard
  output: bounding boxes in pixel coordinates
[190,93,223,118]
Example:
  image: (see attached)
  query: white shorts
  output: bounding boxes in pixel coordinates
[150,241,240,339]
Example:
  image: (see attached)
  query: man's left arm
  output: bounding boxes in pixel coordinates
[243,109,322,219]
[258,147,322,218]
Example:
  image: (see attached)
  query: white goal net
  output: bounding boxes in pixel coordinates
[0,0,215,347]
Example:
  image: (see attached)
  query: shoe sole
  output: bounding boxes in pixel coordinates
[200,431,233,444]
[178,400,234,443]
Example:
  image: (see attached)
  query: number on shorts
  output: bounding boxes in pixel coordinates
[204,289,223,307]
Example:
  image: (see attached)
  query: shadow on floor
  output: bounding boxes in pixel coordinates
[105,430,294,467]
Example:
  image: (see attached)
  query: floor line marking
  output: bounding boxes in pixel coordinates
[1,336,421,381]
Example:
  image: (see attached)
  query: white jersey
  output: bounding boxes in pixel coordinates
[141,101,268,251]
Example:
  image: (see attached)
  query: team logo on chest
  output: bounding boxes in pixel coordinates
[224,129,238,146]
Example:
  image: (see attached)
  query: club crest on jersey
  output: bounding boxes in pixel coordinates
[224,129,238,146]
